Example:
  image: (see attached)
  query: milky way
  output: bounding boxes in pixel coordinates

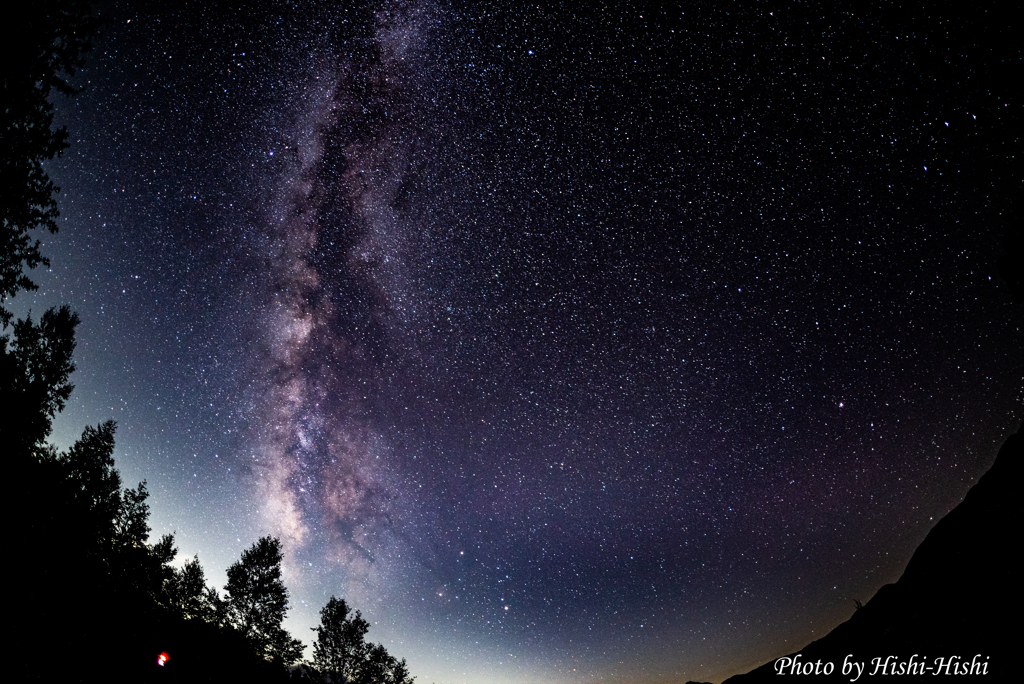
[256,0,437,577]
[36,1,1021,682]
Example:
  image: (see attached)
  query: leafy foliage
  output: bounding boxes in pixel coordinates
[312,596,414,684]
[3,0,93,453]
[312,596,370,682]
[44,421,178,600]
[1,305,78,453]
[59,420,121,525]
[1,0,102,322]
[167,555,228,624]
[226,536,304,665]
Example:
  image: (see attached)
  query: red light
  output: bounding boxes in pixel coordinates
[157,652,170,667]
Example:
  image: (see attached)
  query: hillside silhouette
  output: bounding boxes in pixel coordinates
[725,430,1020,682]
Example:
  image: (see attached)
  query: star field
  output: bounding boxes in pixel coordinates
[27,1,1021,682]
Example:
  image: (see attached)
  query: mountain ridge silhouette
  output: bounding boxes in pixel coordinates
[724,429,1020,681]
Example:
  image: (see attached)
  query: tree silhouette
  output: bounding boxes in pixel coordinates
[359,643,414,684]
[59,420,122,532]
[312,596,370,683]
[167,554,228,624]
[17,418,186,680]
[1,0,101,322]
[385,656,414,684]
[2,305,78,454]
[3,0,97,457]
[47,421,178,599]
[312,595,414,684]
[225,536,304,665]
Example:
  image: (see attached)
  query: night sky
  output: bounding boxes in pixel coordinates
[23,1,1021,682]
